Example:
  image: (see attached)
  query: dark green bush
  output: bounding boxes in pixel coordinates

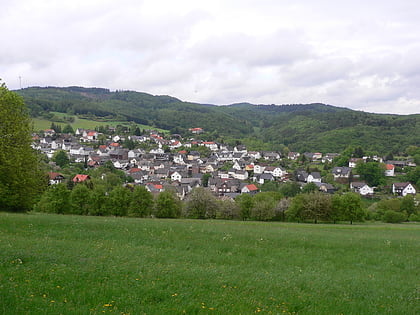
[382,210,406,223]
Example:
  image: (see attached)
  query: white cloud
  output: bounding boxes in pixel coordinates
[1,0,420,114]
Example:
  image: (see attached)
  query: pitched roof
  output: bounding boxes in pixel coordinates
[351,181,369,188]
[246,184,258,191]
[48,172,64,180]
[393,182,411,188]
[72,174,90,182]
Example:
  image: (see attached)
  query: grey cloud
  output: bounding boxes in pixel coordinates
[284,57,354,87]
[1,0,420,114]
[191,30,311,68]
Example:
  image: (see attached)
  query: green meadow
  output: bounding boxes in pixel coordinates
[31,112,166,133]
[1,213,419,314]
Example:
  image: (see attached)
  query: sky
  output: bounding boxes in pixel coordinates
[1,0,420,114]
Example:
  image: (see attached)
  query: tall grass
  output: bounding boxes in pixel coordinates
[1,213,418,314]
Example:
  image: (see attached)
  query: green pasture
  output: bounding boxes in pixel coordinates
[1,213,418,314]
[31,112,167,133]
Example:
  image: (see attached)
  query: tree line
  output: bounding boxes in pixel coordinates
[34,181,420,224]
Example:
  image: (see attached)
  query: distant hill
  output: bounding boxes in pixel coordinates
[16,86,420,154]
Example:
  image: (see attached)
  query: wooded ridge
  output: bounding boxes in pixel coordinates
[16,86,420,154]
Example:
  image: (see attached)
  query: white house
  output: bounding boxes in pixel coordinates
[232,160,242,170]
[255,173,275,184]
[203,141,218,151]
[392,182,416,196]
[332,167,352,179]
[241,184,259,194]
[170,171,183,182]
[264,166,287,178]
[351,182,374,196]
[253,164,266,174]
[128,149,143,158]
[248,151,261,159]
[385,164,395,177]
[307,172,322,183]
[173,154,186,165]
[349,158,363,168]
[169,140,182,150]
[233,170,248,181]
[48,172,65,185]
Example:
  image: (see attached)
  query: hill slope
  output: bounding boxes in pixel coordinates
[16,86,420,153]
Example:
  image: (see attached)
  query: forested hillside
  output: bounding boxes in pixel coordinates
[16,86,420,153]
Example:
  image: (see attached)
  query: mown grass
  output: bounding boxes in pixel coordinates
[1,213,419,314]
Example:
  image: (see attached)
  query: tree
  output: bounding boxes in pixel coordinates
[202,173,211,187]
[0,82,44,211]
[275,198,291,221]
[333,193,365,224]
[250,192,278,221]
[50,122,62,133]
[52,150,70,168]
[260,181,279,192]
[278,182,301,197]
[69,183,91,215]
[62,124,74,134]
[400,195,417,219]
[236,193,254,220]
[88,184,108,216]
[183,187,218,219]
[217,199,240,220]
[128,185,154,217]
[355,162,385,187]
[287,192,333,223]
[302,182,318,194]
[405,166,420,188]
[383,210,406,223]
[34,183,71,214]
[102,186,131,216]
[123,138,136,150]
[353,146,364,158]
[154,191,182,218]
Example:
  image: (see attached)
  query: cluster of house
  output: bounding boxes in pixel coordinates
[37,127,417,199]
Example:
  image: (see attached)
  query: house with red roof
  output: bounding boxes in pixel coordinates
[203,141,218,151]
[72,174,91,183]
[189,127,204,134]
[145,183,164,193]
[385,164,395,176]
[241,184,259,195]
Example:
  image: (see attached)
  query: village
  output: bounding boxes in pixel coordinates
[34,125,418,200]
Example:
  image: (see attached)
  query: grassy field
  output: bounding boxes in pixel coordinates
[31,112,167,133]
[1,213,419,314]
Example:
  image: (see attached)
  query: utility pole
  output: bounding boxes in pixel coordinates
[19,76,22,89]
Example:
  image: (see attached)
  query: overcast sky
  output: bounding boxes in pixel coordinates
[2,0,420,114]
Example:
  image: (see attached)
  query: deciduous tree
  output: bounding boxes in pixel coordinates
[236,193,254,220]
[355,162,385,187]
[154,191,182,218]
[128,185,154,217]
[333,193,365,224]
[0,82,44,211]
[52,150,70,168]
[34,183,71,214]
